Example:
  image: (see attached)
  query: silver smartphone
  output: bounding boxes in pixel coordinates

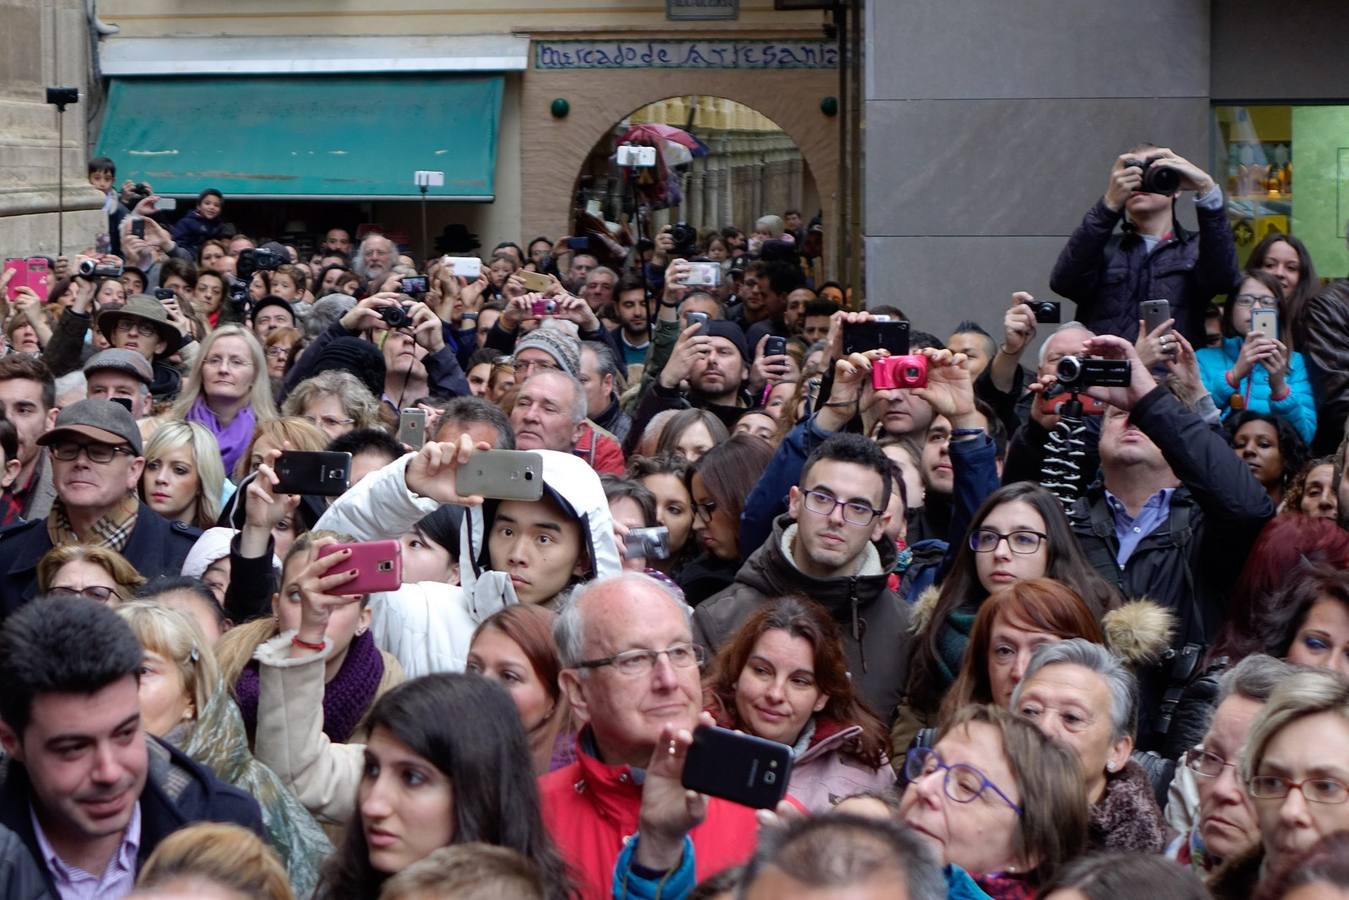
[1141,299,1172,336]
[1250,307,1279,341]
[456,450,545,502]
[397,408,427,450]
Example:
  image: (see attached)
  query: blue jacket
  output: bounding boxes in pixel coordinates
[168,207,224,255]
[740,414,834,556]
[1196,336,1316,444]
[0,505,201,624]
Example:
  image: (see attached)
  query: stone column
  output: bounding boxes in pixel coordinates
[0,0,105,257]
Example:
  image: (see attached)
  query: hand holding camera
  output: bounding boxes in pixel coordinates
[912,349,978,425]
[341,293,402,333]
[1075,336,1154,410]
[406,301,446,353]
[1002,292,1040,358]
[659,321,713,390]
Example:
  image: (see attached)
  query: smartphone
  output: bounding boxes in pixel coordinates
[154,287,176,302]
[26,258,49,303]
[273,450,352,496]
[624,526,671,561]
[154,197,177,211]
[441,256,482,280]
[566,236,591,252]
[1250,307,1279,341]
[517,270,552,293]
[398,408,427,450]
[455,450,544,502]
[681,725,794,810]
[686,311,710,335]
[763,336,788,358]
[130,217,146,239]
[3,259,25,302]
[683,261,721,287]
[317,540,402,595]
[843,320,911,356]
[399,275,429,295]
[1140,299,1172,337]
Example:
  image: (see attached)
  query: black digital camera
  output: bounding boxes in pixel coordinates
[379,304,413,329]
[1056,356,1131,392]
[1028,300,1061,323]
[237,247,287,279]
[669,222,699,257]
[1129,157,1181,195]
[77,259,123,279]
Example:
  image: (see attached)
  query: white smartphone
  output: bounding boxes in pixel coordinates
[441,256,482,280]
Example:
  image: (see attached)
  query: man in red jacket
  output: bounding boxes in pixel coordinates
[542,573,761,898]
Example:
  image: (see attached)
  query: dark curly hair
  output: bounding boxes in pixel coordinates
[1225,410,1307,495]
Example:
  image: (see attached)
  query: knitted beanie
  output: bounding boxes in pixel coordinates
[515,321,582,378]
[312,337,386,398]
[705,320,750,362]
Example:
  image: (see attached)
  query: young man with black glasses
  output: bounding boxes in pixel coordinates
[694,432,913,722]
[0,399,200,621]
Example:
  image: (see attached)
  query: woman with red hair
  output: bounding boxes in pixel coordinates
[703,595,895,812]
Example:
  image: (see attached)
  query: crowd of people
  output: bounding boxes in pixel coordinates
[0,142,1348,900]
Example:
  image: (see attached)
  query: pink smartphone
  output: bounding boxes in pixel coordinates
[25,258,49,303]
[3,259,26,301]
[317,540,402,595]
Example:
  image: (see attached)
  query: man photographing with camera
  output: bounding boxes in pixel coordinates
[1050,144,1238,347]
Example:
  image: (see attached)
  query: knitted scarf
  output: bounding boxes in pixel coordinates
[1087,760,1167,853]
[935,603,979,684]
[187,395,256,477]
[235,629,384,744]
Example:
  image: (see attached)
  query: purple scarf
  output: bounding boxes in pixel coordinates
[235,630,385,744]
[187,395,256,477]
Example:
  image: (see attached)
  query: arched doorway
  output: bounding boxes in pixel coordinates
[520,64,839,275]
[568,96,818,247]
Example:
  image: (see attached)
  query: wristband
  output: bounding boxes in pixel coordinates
[291,635,325,652]
[659,300,679,309]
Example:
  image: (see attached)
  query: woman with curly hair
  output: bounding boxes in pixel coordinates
[1226,410,1308,507]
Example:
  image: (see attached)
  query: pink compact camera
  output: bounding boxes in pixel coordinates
[871,355,928,390]
[530,298,558,317]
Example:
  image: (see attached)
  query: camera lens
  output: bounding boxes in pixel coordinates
[1056,356,1083,385]
[1142,164,1181,195]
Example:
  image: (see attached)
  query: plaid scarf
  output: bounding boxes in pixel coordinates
[46,494,140,552]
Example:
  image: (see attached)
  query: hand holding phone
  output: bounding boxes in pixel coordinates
[317,540,402,595]
[398,408,427,450]
[455,450,544,502]
[681,725,793,809]
[273,450,352,496]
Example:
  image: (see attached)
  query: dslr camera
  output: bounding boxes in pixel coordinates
[871,355,928,390]
[1127,157,1181,195]
[77,258,123,279]
[1055,355,1131,392]
[236,247,287,279]
[1028,299,1061,323]
[669,222,699,257]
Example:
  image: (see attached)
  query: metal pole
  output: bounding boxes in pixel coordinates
[419,185,429,263]
[848,0,863,307]
[835,0,848,295]
[57,108,64,256]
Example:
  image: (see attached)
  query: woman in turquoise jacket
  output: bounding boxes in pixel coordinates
[1196,269,1316,444]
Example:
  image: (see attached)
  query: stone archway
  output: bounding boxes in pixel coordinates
[520,66,839,274]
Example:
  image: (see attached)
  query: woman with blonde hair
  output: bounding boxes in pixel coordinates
[36,543,144,604]
[171,325,278,477]
[116,602,332,895]
[135,822,294,900]
[281,370,384,441]
[140,420,227,530]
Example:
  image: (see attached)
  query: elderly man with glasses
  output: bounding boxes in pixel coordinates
[694,432,914,723]
[0,399,200,621]
[543,572,763,898]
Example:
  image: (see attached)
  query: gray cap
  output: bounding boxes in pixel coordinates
[83,348,154,386]
[37,399,143,455]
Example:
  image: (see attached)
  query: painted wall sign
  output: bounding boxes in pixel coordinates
[667,0,739,20]
[535,40,837,70]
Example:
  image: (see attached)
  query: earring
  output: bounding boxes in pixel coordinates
[1106,762,1116,772]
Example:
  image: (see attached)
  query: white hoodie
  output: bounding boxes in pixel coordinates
[312,450,621,677]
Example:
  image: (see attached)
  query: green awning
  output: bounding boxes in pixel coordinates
[95,74,503,200]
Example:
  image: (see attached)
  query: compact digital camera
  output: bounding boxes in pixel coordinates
[871,355,928,390]
[531,297,559,317]
[77,259,123,279]
[1028,299,1061,323]
[378,304,413,329]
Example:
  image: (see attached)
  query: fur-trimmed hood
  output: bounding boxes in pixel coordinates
[906,586,1175,667]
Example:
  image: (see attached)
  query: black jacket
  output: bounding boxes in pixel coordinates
[1299,279,1349,454]
[0,824,49,900]
[1049,198,1239,346]
[0,738,264,897]
[1070,387,1273,747]
[693,514,912,722]
[0,505,201,624]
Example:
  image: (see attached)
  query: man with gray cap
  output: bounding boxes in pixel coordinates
[0,399,201,621]
[510,323,625,474]
[84,348,154,419]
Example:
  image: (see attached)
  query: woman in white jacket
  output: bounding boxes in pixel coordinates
[252,437,621,822]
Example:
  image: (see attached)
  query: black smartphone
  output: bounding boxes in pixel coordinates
[843,319,910,356]
[681,725,793,810]
[566,236,591,252]
[763,336,788,358]
[273,450,352,496]
[129,217,145,239]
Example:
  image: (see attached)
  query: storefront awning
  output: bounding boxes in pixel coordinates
[94,74,504,201]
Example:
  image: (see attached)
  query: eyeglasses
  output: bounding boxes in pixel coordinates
[904,747,1023,816]
[265,346,292,359]
[1233,294,1279,310]
[514,357,559,376]
[204,354,254,370]
[801,489,881,526]
[692,500,718,523]
[574,642,705,677]
[47,585,117,603]
[1248,773,1349,805]
[1186,748,1238,778]
[968,529,1048,554]
[304,415,355,431]
[113,319,158,337]
[50,442,134,464]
